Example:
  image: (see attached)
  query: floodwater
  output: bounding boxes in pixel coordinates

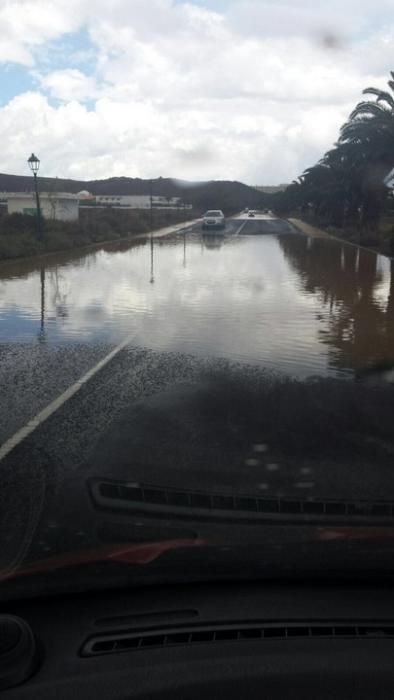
[0,224,393,378]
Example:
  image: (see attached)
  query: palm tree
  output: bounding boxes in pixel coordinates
[275,71,394,238]
[338,73,394,235]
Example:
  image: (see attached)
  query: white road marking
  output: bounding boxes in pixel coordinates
[0,215,247,462]
[0,219,207,463]
[0,332,137,462]
[234,220,248,236]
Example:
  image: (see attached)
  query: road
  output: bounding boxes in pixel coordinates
[0,213,296,448]
[2,212,394,585]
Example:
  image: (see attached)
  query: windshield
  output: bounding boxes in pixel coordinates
[1,1,394,600]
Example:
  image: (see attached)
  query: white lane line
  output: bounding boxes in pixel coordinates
[234,220,248,236]
[0,333,137,462]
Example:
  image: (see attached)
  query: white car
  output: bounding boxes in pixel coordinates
[202,210,225,230]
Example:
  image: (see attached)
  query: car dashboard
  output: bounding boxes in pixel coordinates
[2,579,394,698]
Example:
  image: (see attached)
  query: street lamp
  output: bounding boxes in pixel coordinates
[27,153,42,238]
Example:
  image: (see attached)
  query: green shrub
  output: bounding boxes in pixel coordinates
[44,230,73,252]
[0,208,193,260]
[0,233,43,259]
[0,213,38,237]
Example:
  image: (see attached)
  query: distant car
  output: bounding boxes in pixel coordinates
[202,210,225,230]
[248,211,255,218]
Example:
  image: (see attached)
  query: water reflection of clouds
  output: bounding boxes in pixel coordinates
[373,255,391,309]
[373,278,391,309]
[0,234,373,376]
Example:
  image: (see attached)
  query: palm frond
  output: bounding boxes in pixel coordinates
[349,101,389,120]
[363,87,394,109]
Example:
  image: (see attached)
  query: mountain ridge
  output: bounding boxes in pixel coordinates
[0,173,266,213]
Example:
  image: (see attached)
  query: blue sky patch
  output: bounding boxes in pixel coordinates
[0,64,34,106]
[0,27,97,105]
[33,27,97,76]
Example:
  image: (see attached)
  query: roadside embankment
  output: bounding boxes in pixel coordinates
[288,219,332,239]
[289,216,394,257]
[0,208,198,262]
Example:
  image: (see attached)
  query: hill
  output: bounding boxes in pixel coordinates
[0,174,266,215]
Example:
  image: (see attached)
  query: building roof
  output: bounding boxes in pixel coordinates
[6,192,79,200]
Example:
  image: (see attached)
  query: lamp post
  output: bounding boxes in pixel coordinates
[27,153,42,239]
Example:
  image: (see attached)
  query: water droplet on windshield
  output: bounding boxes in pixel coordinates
[266,463,279,472]
[253,443,268,453]
[245,458,260,467]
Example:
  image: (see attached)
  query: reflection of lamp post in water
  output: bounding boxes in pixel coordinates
[150,234,155,284]
[183,231,187,268]
[38,266,46,343]
[27,153,42,239]
[149,179,153,232]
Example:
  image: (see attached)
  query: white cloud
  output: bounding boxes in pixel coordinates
[0,0,85,65]
[0,0,393,184]
[226,0,394,42]
[37,69,99,101]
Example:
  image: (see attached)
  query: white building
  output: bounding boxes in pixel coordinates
[91,194,191,209]
[7,192,79,221]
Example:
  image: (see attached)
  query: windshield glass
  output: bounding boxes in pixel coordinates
[1,1,394,600]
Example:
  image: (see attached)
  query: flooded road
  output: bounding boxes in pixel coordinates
[3,216,394,584]
[1,217,393,378]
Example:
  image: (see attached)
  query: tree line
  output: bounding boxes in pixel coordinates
[271,71,394,243]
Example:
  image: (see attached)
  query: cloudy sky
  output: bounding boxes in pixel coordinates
[0,0,393,185]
